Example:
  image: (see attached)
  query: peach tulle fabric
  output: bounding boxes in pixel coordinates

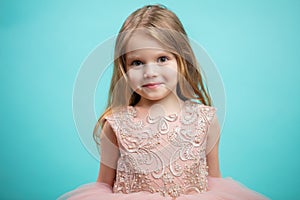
[58,176,269,200]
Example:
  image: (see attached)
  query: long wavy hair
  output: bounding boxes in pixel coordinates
[94,4,212,145]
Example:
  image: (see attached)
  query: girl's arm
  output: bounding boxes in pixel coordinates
[96,121,119,187]
[207,137,222,177]
[97,163,116,187]
[206,114,222,178]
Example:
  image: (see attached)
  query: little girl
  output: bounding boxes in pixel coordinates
[58,4,269,200]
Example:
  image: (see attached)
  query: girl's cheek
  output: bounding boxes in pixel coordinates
[161,64,178,76]
[127,69,143,90]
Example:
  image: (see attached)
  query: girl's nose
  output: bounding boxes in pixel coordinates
[143,63,158,78]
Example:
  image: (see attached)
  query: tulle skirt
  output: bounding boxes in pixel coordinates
[58,176,269,200]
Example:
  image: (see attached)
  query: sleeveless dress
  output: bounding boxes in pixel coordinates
[58,101,269,200]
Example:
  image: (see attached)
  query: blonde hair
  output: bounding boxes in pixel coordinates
[94,4,212,144]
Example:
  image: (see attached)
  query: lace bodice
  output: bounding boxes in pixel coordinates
[105,100,217,198]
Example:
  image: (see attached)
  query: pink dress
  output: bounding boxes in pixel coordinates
[58,100,269,200]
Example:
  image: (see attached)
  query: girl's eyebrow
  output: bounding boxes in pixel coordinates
[126,54,140,60]
[126,50,172,60]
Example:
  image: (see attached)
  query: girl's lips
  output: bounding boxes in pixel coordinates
[142,83,162,89]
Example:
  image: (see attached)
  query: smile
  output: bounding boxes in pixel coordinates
[142,82,162,89]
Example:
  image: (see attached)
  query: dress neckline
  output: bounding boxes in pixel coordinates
[126,100,203,122]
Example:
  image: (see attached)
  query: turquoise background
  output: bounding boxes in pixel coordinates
[1,0,299,199]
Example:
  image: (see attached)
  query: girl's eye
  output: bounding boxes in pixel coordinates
[157,56,168,63]
[131,60,143,66]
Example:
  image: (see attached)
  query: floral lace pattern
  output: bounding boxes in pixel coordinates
[105,100,216,198]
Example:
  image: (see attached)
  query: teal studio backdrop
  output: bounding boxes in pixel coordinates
[1,0,299,199]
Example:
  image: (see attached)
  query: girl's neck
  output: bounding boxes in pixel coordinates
[134,94,184,118]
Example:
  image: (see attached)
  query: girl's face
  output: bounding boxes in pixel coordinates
[125,32,178,103]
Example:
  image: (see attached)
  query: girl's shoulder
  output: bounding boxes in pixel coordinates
[104,106,135,120]
[184,99,217,112]
[184,100,217,123]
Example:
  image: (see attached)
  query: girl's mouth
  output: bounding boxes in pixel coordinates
[142,83,162,89]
